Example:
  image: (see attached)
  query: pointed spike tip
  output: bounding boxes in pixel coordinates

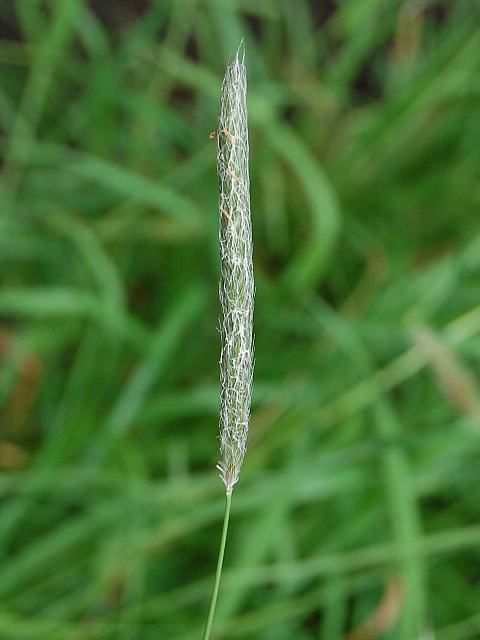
[235,38,245,64]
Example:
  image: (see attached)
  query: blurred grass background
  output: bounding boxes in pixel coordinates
[1,1,480,638]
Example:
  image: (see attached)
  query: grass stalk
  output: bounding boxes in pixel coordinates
[202,490,233,640]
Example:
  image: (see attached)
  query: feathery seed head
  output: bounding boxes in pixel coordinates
[217,46,254,492]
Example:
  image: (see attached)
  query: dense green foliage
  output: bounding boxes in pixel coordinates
[1,1,480,638]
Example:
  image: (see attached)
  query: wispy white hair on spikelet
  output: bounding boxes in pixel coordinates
[216,43,254,493]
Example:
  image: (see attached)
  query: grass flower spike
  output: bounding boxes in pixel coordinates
[217,44,255,493]
[202,44,254,640]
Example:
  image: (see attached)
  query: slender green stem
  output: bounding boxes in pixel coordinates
[202,489,233,640]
